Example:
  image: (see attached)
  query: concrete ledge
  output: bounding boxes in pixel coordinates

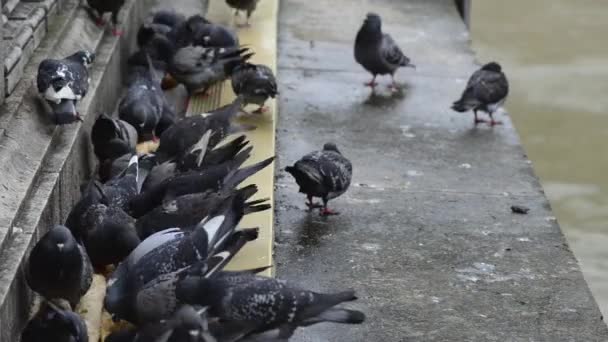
[0,0,155,339]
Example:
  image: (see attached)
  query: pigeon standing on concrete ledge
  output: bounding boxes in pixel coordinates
[86,0,126,36]
[451,62,509,126]
[286,143,352,216]
[231,63,278,114]
[36,50,95,124]
[25,225,93,309]
[354,13,415,91]
[226,0,260,26]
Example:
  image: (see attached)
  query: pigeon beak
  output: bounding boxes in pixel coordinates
[56,243,64,251]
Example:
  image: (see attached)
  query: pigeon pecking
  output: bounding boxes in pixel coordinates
[451,61,509,126]
[36,50,95,124]
[177,274,365,340]
[25,225,93,309]
[21,301,89,342]
[231,62,278,114]
[286,143,352,216]
[354,13,414,91]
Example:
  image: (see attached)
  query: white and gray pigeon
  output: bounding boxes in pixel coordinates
[36,50,95,124]
[177,274,365,340]
[226,0,260,26]
[105,191,261,324]
[25,225,93,309]
[231,63,278,114]
[285,143,352,216]
[354,13,414,91]
[451,61,509,126]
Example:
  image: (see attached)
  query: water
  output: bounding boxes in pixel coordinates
[470,1,608,315]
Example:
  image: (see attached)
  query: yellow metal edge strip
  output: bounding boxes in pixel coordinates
[188,0,279,277]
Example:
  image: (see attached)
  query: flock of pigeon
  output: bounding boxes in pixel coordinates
[22,1,510,341]
[24,2,367,342]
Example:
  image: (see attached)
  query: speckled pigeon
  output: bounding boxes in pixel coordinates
[354,13,414,90]
[105,190,261,324]
[451,62,509,126]
[36,50,95,124]
[231,63,277,114]
[86,0,126,36]
[177,274,365,340]
[25,225,93,309]
[169,45,253,98]
[285,143,352,216]
[21,301,89,342]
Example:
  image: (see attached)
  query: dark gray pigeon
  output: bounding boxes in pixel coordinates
[134,305,214,342]
[138,9,186,48]
[155,97,252,163]
[129,155,273,218]
[172,15,239,49]
[226,0,260,26]
[231,63,277,114]
[105,192,261,324]
[119,63,166,142]
[91,113,138,164]
[177,275,365,340]
[354,13,414,91]
[169,45,253,99]
[25,225,93,309]
[285,143,352,216]
[451,62,509,126]
[21,301,88,342]
[86,0,126,36]
[135,184,270,239]
[36,50,95,124]
[81,203,140,268]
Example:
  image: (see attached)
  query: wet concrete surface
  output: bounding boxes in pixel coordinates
[274,0,608,340]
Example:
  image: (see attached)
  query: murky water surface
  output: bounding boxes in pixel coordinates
[471,1,608,315]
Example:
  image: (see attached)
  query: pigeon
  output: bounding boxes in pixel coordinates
[177,134,250,173]
[80,203,140,268]
[231,63,278,114]
[21,301,89,342]
[451,62,509,126]
[135,184,270,239]
[64,180,105,240]
[99,154,140,211]
[119,62,166,142]
[286,143,352,216]
[36,50,95,124]
[137,9,186,48]
[155,97,252,163]
[177,274,365,339]
[86,0,126,36]
[226,0,260,26]
[105,194,261,323]
[129,155,274,218]
[169,45,253,98]
[172,15,239,49]
[134,305,214,342]
[91,114,138,163]
[25,225,93,309]
[354,13,414,91]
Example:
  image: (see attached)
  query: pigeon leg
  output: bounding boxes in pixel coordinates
[306,195,322,211]
[111,12,123,36]
[319,197,339,216]
[474,110,487,125]
[389,74,400,92]
[364,75,377,88]
[488,112,502,126]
